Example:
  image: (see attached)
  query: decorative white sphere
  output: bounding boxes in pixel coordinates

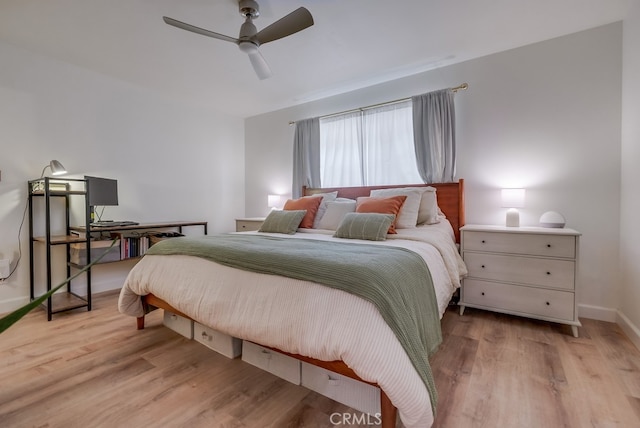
[539,211,566,228]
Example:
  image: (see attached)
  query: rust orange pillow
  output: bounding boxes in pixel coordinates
[355,195,407,234]
[283,196,323,229]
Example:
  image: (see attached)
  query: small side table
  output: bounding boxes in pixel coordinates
[235,217,266,232]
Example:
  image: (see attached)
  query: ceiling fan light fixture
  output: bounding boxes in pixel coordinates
[238,41,258,54]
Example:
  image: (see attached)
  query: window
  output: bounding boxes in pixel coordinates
[319,100,423,187]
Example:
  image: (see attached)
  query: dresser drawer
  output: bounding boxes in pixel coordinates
[235,219,264,232]
[464,252,575,290]
[463,279,574,321]
[463,231,575,258]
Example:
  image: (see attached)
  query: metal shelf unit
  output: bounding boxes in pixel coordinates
[28,177,92,320]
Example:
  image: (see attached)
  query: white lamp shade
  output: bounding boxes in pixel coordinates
[267,194,284,209]
[501,188,525,208]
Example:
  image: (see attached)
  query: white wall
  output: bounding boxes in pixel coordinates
[245,23,623,321]
[0,41,245,313]
[619,4,640,348]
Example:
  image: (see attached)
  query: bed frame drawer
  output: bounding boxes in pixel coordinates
[194,323,242,359]
[463,231,576,258]
[242,341,301,385]
[163,310,194,339]
[463,279,575,321]
[301,362,381,415]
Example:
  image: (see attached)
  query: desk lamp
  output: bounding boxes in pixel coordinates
[40,160,67,178]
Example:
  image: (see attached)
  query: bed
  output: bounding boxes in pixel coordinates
[118,180,466,428]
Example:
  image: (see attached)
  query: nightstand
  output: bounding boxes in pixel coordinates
[459,224,581,337]
[235,217,266,232]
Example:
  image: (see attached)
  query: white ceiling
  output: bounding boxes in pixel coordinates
[0,0,632,118]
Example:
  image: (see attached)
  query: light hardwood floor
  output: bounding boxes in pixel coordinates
[1,291,639,427]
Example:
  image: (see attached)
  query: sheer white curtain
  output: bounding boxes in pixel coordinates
[362,101,422,185]
[320,101,422,187]
[320,112,363,187]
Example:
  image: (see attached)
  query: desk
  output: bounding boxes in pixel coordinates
[70,220,208,235]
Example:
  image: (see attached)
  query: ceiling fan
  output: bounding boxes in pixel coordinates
[163,0,314,80]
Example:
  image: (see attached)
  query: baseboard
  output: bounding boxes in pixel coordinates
[0,296,30,316]
[578,304,640,352]
[617,310,640,352]
[577,303,618,322]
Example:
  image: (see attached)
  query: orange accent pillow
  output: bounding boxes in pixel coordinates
[283,196,323,229]
[356,195,407,234]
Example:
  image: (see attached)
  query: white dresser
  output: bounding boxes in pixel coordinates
[459,224,581,337]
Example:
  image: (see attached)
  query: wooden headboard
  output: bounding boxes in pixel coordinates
[303,179,465,243]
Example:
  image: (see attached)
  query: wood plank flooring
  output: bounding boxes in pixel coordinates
[1,291,639,427]
[432,305,640,427]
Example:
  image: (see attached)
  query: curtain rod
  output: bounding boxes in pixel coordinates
[288,82,468,125]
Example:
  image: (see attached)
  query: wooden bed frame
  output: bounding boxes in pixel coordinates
[135,179,464,428]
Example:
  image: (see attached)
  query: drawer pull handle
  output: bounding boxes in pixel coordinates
[481,265,485,268]
[326,375,341,387]
[481,292,485,296]
[546,301,550,306]
[547,244,552,248]
[201,331,211,341]
[481,240,486,244]
[546,271,551,275]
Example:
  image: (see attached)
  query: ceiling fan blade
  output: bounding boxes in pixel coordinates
[247,49,273,80]
[255,7,313,45]
[163,16,239,44]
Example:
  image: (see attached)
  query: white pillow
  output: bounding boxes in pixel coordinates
[417,187,440,225]
[317,200,357,230]
[305,191,338,228]
[369,188,423,229]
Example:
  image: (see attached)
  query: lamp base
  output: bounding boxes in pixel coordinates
[506,208,520,227]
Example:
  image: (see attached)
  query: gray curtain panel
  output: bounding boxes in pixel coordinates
[292,117,321,198]
[412,88,456,183]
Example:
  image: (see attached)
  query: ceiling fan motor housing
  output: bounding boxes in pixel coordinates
[239,19,258,41]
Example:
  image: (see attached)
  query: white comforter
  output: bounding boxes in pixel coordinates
[118,220,467,428]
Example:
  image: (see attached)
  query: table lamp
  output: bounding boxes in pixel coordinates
[268,194,284,210]
[501,188,525,227]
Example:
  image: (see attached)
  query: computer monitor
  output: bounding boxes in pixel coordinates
[85,176,118,206]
